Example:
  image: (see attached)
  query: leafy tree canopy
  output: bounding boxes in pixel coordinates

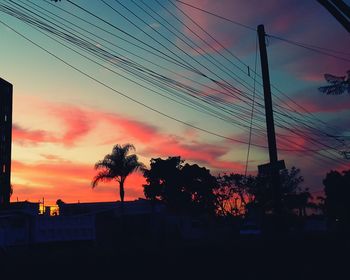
[143,156,217,215]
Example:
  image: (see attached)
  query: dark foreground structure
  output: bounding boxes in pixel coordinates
[0,200,349,279]
[0,232,348,279]
[0,78,12,207]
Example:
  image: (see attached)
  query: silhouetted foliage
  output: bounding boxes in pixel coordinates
[215,173,256,216]
[318,70,350,95]
[323,170,350,231]
[56,199,65,206]
[216,167,312,218]
[92,144,145,202]
[307,196,326,215]
[253,167,311,216]
[143,156,217,215]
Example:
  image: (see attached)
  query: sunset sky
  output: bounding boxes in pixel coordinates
[0,0,349,205]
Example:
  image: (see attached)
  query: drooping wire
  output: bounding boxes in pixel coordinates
[171,0,350,141]
[245,35,259,176]
[174,0,256,31]
[0,19,271,149]
[0,0,348,168]
[174,0,350,61]
[166,0,349,146]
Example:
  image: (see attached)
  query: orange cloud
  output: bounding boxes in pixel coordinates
[14,100,245,171]
[11,160,145,205]
[11,99,249,205]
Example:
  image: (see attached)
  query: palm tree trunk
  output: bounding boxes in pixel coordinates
[119,179,125,203]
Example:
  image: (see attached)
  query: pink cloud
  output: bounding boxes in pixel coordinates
[173,0,349,85]
[48,103,245,173]
[284,88,350,113]
[57,107,95,146]
[175,0,241,56]
[12,124,58,146]
[174,0,313,56]
[12,106,93,147]
[284,53,349,83]
[102,113,158,142]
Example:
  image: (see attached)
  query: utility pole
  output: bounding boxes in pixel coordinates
[257,25,283,220]
[257,25,278,165]
[317,0,350,33]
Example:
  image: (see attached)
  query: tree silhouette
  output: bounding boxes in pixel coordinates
[215,167,311,219]
[92,144,144,202]
[323,169,350,231]
[143,156,217,215]
[181,163,217,215]
[258,167,311,216]
[318,70,350,95]
[215,173,257,216]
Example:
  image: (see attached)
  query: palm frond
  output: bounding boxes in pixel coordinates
[91,170,114,188]
[324,73,345,84]
[318,85,344,95]
[92,143,145,202]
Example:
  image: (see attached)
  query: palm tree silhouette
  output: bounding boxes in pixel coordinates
[92,144,145,202]
[318,70,350,95]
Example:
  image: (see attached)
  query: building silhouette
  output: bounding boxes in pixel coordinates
[0,78,12,207]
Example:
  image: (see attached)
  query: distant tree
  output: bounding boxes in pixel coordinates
[143,156,217,215]
[216,167,311,217]
[323,169,350,231]
[92,144,145,202]
[307,196,326,215]
[215,174,239,216]
[56,199,65,206]
[215,173,256,216]
[280,167,312,217]
[263,167,311,216]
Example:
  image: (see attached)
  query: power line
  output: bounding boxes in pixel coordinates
[6,0,266,134]
[6,0,276,147]
[174,0,256,31]
[268,34,350,62]
[1,0,348,168]
[169,0,349,143]
[0,19,272,149]
[245,36,258,176]
[174,0,350,61]
[1,10,342,166]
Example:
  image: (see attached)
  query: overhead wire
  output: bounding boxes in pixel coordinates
[245,35,258,176]
[168,0,350,153]
[172,0,350,139]
[150,0,350,161]
[134,0,346,150]
[4,1,346,164]
[0,18,274,149]
[174,0,350,61]
[0,0,346,168]
[5,0,268,135]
